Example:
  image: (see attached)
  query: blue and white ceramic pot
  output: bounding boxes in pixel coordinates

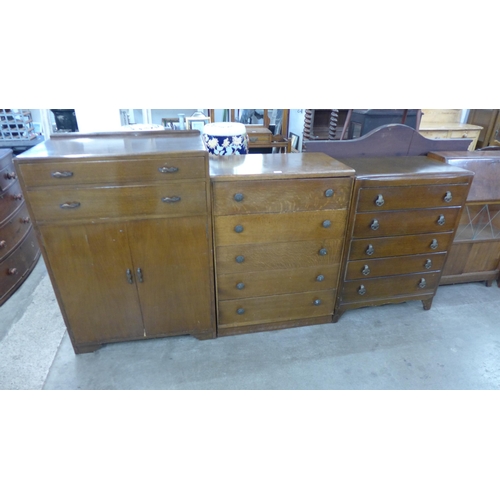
[202,122,248,156]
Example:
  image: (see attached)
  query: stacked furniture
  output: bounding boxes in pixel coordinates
[428,151,500,287]
[332,156,473,322]
[210,153,355,335]
[0,149,40,305]
[14,131,216,353]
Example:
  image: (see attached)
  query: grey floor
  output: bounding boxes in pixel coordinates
[1,258,499,390]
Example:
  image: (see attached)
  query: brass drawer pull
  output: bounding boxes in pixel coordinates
[236,282,245,290]
[234,225,244,233]
[158,166,179,173]
[325,189,334,197]
[444,191,452,203]
[51,171,74,178]
[237,308,245,315]
[424,259,432,269]
[162,196,181,203]
[60,202,81,209]
[358,285,366,295]
[361,265,370,276]
[313,299,322,306]
[0,240,6,249]
[126,269,133,284]
[7,268,18,275]
[4,172,17,180]
[375,194,385,207]
[430,239,438,250]
[234,193,244,202]
[12,194,23,201]
[437,215,445,226]
[137,268,144,283]
[319,248,328,256]
[370,219,380,231]
[316,274,325,282]
[322,220,331,228]
[366,244,374,256]
[418,278,427,289]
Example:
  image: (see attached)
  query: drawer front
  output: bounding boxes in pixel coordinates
[349,232,454,260]
[246,128,272,145]
[449,130,480,139]
[352,207,461,238]
[357,184,469,212]
[218,290,335,327]
[215,210,348,246]
[0,228,40,300]
[1,164,18,192]
[0,203,32,260]
[213,178,352,215]
[345,252,447,280]
[0,180,25,224]
[217,264,339,300]
[216,238,343,274]
[18,156,206,188]
[28,181,207,223]
[340,272,441,303]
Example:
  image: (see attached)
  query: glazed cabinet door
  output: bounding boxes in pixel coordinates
[39,223,145,346]
[127,216,214,337]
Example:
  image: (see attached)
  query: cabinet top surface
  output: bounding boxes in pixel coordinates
[209,153,355,181]
[428,151,500,161]
[13,131,206,162]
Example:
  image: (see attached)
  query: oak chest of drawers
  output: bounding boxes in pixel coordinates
[14,131,216,353]
[333,156,474,321]
[1,148,40,305]
[210,153,355,336]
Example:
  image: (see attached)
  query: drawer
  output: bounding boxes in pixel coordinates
[352,207,461,239]
[345,252,447,280]
[18,156,206,188]
[356,184,469,212]
[0,203,32,260]
[216,238,343,274]
[449,130,480,139]
[0,165,18,193]
[246,127,272,145]
[340,272,441,304]
[218,290,335,327]
[215,210,348,246]
[27,181,207,223]
[0,180,25,225]
[213,178,352,215]
[217,264,339,300]
[0,228,40,301]
[349,232,454,260]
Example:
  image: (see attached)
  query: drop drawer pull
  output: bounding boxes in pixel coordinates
[366,244,375,256]
[418,278,427,289]
[60,202,81,209]
[424,259,432,269]
[358,285,366,295]
[375,194,385,206]
[158,166,179,173]
[4,172,17,180]
[7,268,18,275]
[0,240,6,249]
[370,219,380,231]
[362,265,370,276]
[437,215,445,226]
[444,191,452,203]
[126,269,133,284]
[162,196,181,203]
[21,217,30,224]
[12,194,23,201]
[51,171,74,178]
[430,239,438,250]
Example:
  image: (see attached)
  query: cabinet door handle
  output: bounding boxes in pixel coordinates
[51,171,74,178]
[430,239,438,250]
[60,202,81,209]
[158,166,179,173]
[137,268,144,283]
[443,191,452,203]
[370,219,380,231]
[375,194,385,206]
[437,215,445,226]
[162,196,181,203]
[126,269,133,284]
[366,244,375,256]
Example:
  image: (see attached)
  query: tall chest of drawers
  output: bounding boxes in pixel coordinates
[210,153,355,336]
[1,148,40,305]
[333,157,474,321]
[14,131,216,353]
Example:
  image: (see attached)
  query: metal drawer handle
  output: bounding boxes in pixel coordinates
[375,194,385,206]
[137,268,144,283]
[162,196,181,203]
[437,215,445,226]
[316,274,325,282]
[126,269,133,284]
[0,240,6,249]
[7,268,18,275]
[12,194,23,201]
[362,265,371,276]
[358,285,366,296]
[236,282,245,290]
[325,189,334,198]
[424,259,432,269]
[370,219,380,231]
[366,244,375,256]
[418,278,427,289]
[234,193,244,202]
[21,217,30,224]
[430,239,438,250]
[4,172,17,180]
[313,299,322,306]
[444,191,452,203]
[60,202,81,209]
[322,220,331,228]
[249,137,258,143]
[319,248,328,256]
[237,308,245,315]
[234,225,244,233]
[51,171,74,178]
[235,255,245,263]
[158,166,179,173]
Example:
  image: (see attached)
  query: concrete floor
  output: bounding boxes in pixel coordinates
[1,258,499,390]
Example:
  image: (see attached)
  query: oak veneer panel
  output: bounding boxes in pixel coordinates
[213,178,352,215]
[462,241,500,274]
[352,207,461,238]
[216,264,339,300]
[348,232,454,260]
[218,290,335,327]
[215,210,347,246]
[215,238,343,274]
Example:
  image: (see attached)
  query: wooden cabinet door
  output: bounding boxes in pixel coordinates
[127,216,214,337]
[40,223,145,345]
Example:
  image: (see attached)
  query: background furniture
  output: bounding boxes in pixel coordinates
[333,156,473,322]
[419,109,482,151]
[428,151,500,287]
[345,109,421,139]
[210,153,355,336]
[466,110,500,149]
[14,131,216,354]
[1,149,40,305]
